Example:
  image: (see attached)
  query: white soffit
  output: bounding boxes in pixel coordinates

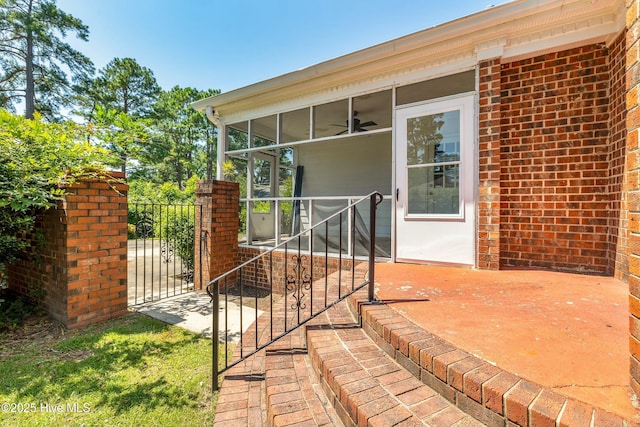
[193,0,623,121]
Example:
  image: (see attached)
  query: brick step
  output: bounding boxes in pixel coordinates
[264,330,345,427]
[306,300,485,427]
[214,293,345,427]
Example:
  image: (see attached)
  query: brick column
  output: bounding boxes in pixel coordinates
[8,172,129,329]
[627,0,640,397]
[477,59,502,270]
[195,180,240,291]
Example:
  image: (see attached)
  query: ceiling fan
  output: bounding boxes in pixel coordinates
[335,111,377,135]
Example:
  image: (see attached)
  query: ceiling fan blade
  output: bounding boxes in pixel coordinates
[336,129,348,135]
[359,121,377,127]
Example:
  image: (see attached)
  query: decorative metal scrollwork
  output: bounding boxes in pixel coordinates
[135,219,153,239]
[286,255,311,311]
[161,241,174,264]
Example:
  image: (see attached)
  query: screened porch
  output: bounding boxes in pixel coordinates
[218,70,476,259]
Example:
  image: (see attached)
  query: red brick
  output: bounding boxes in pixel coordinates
[504,380,542,426]
[420,342,456,372]
[448,356,485,393]
[558,399,594,427]
[592,409,624,427]
[368,405,412,427]
[529,389,566,427]
[411,395,449,419]
[433,349,469,382]
[356,395,397,427]
[425,405,465,426]
[482,371,520,415]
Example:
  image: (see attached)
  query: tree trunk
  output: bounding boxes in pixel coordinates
[176,162,183,190]
[24,0,35,119]
[121,153,127,175]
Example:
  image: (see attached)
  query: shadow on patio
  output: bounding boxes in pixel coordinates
[374,263,638,421]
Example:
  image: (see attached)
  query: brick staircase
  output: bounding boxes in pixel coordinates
[213,285,634,427]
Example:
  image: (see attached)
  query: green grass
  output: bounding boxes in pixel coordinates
[0,313,231,427]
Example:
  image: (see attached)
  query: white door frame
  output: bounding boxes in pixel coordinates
[393,93,476,266]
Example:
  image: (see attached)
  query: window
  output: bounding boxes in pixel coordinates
[397,70,474,106]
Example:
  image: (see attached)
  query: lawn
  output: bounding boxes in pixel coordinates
[0,313,229,427]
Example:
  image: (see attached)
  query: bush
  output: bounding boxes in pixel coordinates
[0,110,115,265]
[157,206,196,277]
[0,289,43,331]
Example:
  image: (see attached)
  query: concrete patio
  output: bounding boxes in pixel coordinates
[373,263,636,421]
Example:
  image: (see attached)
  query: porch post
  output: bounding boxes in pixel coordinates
[626,0,640,398]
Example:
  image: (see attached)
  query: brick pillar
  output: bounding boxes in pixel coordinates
[477,59,502,270]
[8,172,129,329]
[627,0,640,398]
[195,180,240,291]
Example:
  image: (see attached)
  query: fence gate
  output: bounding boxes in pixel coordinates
[127,203,203,305]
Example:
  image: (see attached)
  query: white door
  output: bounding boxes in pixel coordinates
[395,95,475,265]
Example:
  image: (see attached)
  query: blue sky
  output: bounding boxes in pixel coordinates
[56,0,504,94]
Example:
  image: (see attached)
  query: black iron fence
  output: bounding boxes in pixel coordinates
[128,203,203,305]
[207,191,383,390]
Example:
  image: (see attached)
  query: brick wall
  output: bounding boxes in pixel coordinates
[498,40,626,274]
[239,246,358,295]
[627,0,640,400]
[7,173,129,329]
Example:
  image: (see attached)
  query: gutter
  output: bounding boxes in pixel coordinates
[205,105,222,127]
[204,106,226,180]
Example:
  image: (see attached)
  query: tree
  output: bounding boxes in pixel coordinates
[94,57,161,118]
[148,86,218,188]
[0,0,93,120]
[91,105,150,174]
[78,58,160,174]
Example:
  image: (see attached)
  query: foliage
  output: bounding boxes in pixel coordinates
[0,289,42,330]
[127,178,199,276]
[0,314,232,426]
[157,206,196,275]
[0,109,114,264]
[0,0,93,119]
[224,160,247,232]
[74,58,160,174]
[128,175,198,205]
[90,104,151,173]
[147,86,217,188]
[92,57,161,117]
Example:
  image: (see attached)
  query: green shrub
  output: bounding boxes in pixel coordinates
[157,206,196,276]
[0,110,115,265]
[0,289,43,331]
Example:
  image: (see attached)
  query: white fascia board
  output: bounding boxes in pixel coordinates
[192,0,622,122]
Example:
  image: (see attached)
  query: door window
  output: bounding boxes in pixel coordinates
[406,110,461,216]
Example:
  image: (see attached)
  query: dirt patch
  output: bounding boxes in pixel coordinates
[0,314,66,357]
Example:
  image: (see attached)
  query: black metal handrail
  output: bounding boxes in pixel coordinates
[206,191,384,391]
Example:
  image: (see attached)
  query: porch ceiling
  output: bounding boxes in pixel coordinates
[373,263,636,420]
[193,0,623,123]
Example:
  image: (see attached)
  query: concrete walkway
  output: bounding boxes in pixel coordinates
[132,291,263,342]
